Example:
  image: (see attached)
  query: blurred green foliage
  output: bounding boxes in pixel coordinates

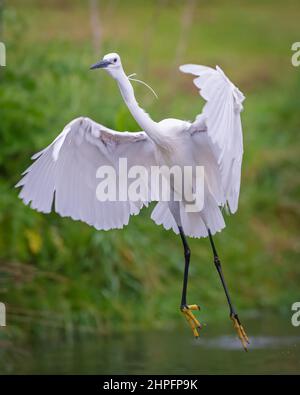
[0,0,300,341]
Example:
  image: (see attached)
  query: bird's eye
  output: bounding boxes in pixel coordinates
[113,58,117,63]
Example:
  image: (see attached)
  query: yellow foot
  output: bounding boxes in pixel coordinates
[181,304,202,338]
[231,313,250,351]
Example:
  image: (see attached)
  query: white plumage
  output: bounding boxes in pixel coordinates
[17,117,156,230]
[16,53,245,239]
[16,52,250,349]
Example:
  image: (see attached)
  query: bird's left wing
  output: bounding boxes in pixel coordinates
[16,117,157,230]
[180,64,245,213]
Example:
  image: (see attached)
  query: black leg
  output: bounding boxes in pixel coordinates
[178,225,191,308]
[207,228,236,316]
[178,225,202,338]
[207,228,249,350]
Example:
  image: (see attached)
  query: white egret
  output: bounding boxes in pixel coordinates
[16,52,249,350]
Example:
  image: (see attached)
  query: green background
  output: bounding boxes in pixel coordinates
[0,0,299,347]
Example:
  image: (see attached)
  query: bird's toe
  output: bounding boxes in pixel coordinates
[181,304,202,338]
[230,313,250,351]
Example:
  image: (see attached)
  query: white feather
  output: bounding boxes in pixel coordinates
[16,117,157,230]
[180,64,245,213]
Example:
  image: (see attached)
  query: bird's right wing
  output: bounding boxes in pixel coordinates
[16,117,157,230]
[180,64,245,213]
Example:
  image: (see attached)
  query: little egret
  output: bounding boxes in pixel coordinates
[17,52,249,350]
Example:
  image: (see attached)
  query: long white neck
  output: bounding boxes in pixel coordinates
[115,69,160,143]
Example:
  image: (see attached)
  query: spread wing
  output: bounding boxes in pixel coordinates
[180,64,245,213]
[16,117,157,230]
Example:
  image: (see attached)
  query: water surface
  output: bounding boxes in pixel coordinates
[1,314,300,374]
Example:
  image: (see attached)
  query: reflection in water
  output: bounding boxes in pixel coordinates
[1,315,300,374]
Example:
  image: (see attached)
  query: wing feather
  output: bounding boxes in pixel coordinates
[16,117,157,230]
[180,64,245,213]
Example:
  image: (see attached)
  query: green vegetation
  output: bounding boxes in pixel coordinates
[0,0,299,342]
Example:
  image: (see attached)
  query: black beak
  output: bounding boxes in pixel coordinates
[90,60,111,70]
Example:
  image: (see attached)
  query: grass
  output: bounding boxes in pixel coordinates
[0,0,300,342]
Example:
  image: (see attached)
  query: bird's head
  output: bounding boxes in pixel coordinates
[90,52,122,79]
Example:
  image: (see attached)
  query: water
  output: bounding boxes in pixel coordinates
[1,314,300,374]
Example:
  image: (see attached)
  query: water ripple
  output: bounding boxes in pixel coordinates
[194,335,300,350]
